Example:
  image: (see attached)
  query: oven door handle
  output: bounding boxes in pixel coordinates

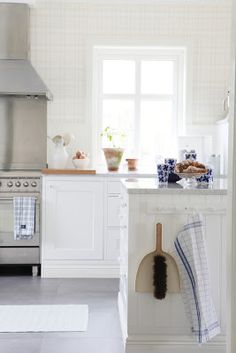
[0,197,38,201]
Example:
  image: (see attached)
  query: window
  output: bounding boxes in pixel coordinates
[93,47,185,166]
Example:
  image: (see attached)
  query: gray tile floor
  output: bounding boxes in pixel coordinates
[0,277,125,353]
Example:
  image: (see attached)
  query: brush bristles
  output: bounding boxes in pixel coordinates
[153,255,167,300]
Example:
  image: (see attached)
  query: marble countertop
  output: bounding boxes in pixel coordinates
[121,178,228,195]
[95,168,157,177]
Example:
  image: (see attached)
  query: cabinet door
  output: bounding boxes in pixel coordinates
[44,180,104,260]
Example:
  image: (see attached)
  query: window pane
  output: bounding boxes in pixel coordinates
[102,99,135,151]
[141,61,174,95]
[140,100,177,158]
[103,60,135,94]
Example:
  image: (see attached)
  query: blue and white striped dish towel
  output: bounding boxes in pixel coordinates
[174,214,220,344]
[14,197,36,240]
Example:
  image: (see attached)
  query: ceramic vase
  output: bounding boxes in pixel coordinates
[51,142,68,169]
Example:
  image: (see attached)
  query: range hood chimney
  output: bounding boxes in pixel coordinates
[0,3,52,100]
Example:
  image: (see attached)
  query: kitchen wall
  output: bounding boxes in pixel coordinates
[30,0,231,163]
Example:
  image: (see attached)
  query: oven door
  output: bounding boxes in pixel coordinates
[0,194,40,264]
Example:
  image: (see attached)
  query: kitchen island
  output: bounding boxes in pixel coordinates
[119,178,227,353]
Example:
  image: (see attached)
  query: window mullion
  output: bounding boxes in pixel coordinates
[139,94,175,101]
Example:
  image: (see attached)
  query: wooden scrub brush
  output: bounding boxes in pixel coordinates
[153,223,167,299]
[135,223,180,299]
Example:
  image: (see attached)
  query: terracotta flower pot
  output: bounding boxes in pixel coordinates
[103,148,124,172]
[126,158,138,171]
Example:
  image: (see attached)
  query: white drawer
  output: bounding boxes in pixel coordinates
[107,181,121,194]
[107,194,121,227]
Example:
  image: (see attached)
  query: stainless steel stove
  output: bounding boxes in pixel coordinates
[0,172,41,276]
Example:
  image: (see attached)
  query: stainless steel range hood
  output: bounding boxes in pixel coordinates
[0,3,52,100]
[0,3,49,170]
[0,60,52,99]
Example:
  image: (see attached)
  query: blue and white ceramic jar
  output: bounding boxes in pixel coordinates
[164,158,180,183]
[164,158,177,172]
[196,167,213,184]
[157,163,169,172]
[157,163,169,183]
[184,150,197,161]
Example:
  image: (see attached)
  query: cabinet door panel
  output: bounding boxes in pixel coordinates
[45,180,104,260]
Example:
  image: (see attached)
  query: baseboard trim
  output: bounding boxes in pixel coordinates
[126,335,226,345]
[41,263,120,278]
[124,335,226,353]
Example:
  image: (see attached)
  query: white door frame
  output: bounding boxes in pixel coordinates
[227,2,236,352]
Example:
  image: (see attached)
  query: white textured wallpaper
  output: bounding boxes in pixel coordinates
[30,0,231,156]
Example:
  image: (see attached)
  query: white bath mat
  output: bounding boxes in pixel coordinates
[0,304,89,332]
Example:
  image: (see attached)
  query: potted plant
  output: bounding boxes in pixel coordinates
[101,126,125,171]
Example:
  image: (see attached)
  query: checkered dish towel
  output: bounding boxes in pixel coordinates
[174,214,220,344]
[14,197,36,240]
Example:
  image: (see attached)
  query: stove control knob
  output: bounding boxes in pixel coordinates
[23,181,29,187]
[15,181,21,187]
[7,181,13,187]
[31,181,37,188]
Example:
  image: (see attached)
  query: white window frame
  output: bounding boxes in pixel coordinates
[92,46,186,165]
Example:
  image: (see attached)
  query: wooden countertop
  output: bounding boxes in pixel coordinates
[42,169,96,175]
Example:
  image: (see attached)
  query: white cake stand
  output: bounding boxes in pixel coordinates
[175,172,207,186]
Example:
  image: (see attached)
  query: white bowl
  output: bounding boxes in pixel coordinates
[72,158,90,170]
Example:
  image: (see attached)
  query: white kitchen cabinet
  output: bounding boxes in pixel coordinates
[43,179,104,260]
[42,176,125,278]
[41,177,115,278]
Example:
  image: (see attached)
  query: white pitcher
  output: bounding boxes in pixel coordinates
[50,140,68,169]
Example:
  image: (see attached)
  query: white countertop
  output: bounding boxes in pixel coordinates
[95,169,157,177]
[121,178,227,195]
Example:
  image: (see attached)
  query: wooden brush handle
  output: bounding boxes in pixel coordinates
[156,223,163,254]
